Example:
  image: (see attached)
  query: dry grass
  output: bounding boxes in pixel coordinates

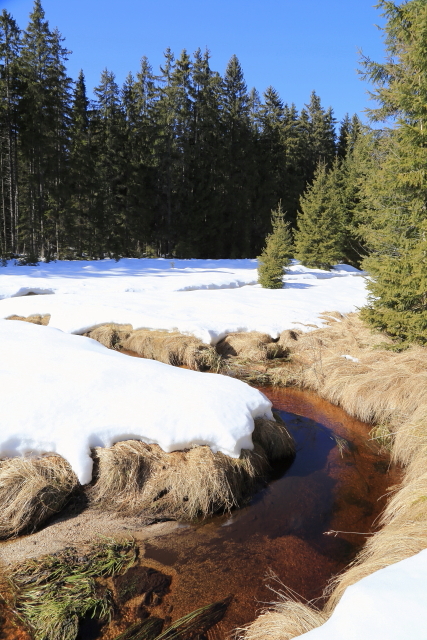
[239,573,328,640]
[241,601,328,640]
[242,311,427,639]
[83,323,133,349]
[90,417,295,520]
[0,455,79,539]
[84,324,222,371]
[216,331,286,362]
[6,314,50,325]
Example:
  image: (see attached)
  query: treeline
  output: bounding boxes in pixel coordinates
[0,0,360,261]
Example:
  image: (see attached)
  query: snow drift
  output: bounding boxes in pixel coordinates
[0,320,273,485]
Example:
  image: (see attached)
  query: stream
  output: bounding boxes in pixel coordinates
[114,386,401,638]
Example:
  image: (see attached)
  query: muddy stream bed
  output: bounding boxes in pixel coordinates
[104,386,401,639]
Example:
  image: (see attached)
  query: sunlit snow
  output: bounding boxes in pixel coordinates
[298,549,427,640]
[0,259,368,342]
[0,320,272,484]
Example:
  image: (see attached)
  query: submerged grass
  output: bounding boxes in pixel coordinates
[7,538,137,640]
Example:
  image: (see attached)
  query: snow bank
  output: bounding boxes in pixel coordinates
[0,320,272,484]
[298,549,427,640]
[0,259,368,344]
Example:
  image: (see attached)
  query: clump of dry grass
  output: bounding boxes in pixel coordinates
[239,573,328,640]
[0,455,79,539]
[241,600,328,640]
[6,314,50,325]
[121,328,221,371]
[84,324,222,371]
[90,417,295,520]
[83,323,133,349]
[216,332,286,362]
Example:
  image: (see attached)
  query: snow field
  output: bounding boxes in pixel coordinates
[0,320,273,484]
[0,259,368,343]
[299,549,427,640]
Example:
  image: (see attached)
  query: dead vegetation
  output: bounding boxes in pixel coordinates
[6,314,50,325]
[241,312,427,639]
[83,324,222,371]
[0,418,294,537]
[216,331,287,362]
[0,455,79,539]
[90,417,295,519]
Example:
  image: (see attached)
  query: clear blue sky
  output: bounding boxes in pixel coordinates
[3,0,387,125]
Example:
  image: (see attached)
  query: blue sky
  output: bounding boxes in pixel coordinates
[3,0,387,125]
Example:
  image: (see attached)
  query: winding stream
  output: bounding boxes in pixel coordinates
[109,387,401,638]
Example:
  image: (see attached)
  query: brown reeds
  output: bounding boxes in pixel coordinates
[242,311,427,639]
[216,331,286,362]
[90,417,295,520]
[0,455,79,538]
[84,324,221,371]
[6,314,50,325]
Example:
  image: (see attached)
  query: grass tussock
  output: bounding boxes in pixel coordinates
[239,574,328,640]
[0,455,79,539]
[216,331,287,362]
[90,417,295,520]
[6,314,50,325]
[83,323,133,349]
[243,311,427,639]
[7,538,137,640]
[84,324,221,371]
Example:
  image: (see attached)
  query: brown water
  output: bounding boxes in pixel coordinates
[136,387,401,637]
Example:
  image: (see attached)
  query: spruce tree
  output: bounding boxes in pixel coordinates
[0,10,21,258]
[295,160,345,269]
[357,0,427,344]
[258,203,293,289]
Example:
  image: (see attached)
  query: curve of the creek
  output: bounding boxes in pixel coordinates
[103,386,400,639]
[0,386,401,640]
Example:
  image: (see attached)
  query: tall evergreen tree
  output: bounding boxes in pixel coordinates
[358,0,427,344]
[92,68,126,258]
[18,0,71,260]
[295,160,346,269]
[0,10,21,258]
[220,54,254,257]
[68,70,94,256]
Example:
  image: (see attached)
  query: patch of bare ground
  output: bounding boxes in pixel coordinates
[240,312,427,639]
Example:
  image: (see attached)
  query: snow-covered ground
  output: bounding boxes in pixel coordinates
[0,320,272,484]
[299,549,427,640]
[0,259,367,342]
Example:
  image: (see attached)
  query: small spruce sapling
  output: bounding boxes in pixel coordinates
[258,204,293,289]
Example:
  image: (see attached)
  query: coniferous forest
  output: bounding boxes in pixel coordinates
[2,0,427,345]
[0,0,360,262]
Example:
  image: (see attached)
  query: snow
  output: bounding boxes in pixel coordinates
[342,354,360,363]
[0,259,368,343]
[298,549,427,640]
[0,320,273,484]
